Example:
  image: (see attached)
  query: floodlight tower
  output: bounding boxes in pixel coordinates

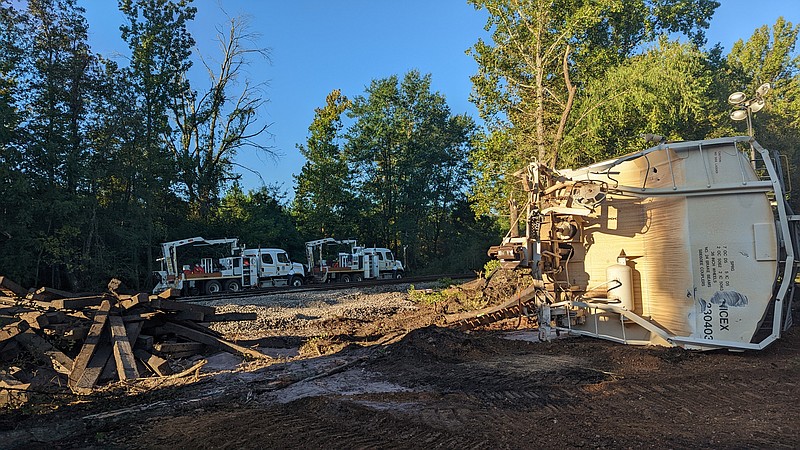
[729,83,770,165]
[728,82,771,138]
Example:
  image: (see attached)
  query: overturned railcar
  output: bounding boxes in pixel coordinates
[491,136,799,350]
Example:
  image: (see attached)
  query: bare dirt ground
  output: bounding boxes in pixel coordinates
[2,280,799,449]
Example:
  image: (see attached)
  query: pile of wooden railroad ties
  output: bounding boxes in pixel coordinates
[0,276,264,406]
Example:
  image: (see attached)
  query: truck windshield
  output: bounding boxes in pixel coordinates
[278,253,289,263]
[386,251,394,261]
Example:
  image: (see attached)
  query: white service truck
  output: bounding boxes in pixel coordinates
[305,238,404,283]
[152,237,305,295]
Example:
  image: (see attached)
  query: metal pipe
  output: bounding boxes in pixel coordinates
[665,145,677,190]
[699,143,711,188]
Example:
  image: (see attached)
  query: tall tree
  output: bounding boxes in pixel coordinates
[346,71,475,268]
[23,0,96,192]
[17,0,98,289]
[468,0,719,216]
[723,18,800,205]
[562,39,718,166]
[169,14,272,219]
[0,1,29,283]
[118,0,196,285]
[292,89,355,239]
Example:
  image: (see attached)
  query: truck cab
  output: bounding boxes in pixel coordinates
[241,248,305,287]
[362,247,404,278]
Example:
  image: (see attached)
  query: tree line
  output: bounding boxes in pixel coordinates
[1,0,799,291]
[0,0,289,290]
[292,74,496,273]
[0,0,496,291]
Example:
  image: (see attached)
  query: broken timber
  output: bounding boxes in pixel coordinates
[134,349,172,376]
[0,277,27,297]
[0,275,266,397]
[108,313,139,380]
[69,300,112,393]
[159,321,269,360]
[15,329,74,375]
[51,295,108,310]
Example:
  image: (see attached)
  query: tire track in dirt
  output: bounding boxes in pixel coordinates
[146,397,499,449]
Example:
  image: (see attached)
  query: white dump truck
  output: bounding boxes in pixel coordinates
[305,238,404,283]
[152,237,305,295]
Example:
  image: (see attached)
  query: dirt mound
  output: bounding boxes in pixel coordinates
[418,269,535,316]
[375,325,517,363]
[368,326,612,394]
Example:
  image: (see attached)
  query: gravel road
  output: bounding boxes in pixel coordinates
[204,282,439,339]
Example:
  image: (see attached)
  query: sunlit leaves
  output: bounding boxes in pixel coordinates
[563,39,717,165]
[467,0,719,216]
[292,89,355,239]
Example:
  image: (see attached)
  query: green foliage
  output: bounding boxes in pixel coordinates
[292,89,356,239]
[212,183,304,258]
[723,18,800,207]
[482,259,502,278]
[346,70,477,269]
[562,39,719,166]
[467,0,719,217]
[407,284,447,305]
[468,127,516,218]
[408,282,490,311]
[0,1,28,283]
[1,0,102,289]
[294,71,494,273]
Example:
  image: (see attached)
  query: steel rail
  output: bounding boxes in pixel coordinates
[180,273,476,303]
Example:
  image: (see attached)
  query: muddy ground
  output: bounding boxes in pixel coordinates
[1,281,799,449]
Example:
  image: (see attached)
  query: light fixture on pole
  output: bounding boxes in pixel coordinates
[728,82,771,138]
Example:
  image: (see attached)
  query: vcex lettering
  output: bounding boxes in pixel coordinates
[719,302,729,331]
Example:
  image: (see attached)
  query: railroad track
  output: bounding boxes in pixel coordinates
[181,273,475,303]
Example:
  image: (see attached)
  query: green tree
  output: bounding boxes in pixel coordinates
[292,89,355,239]
[346,70,475,268]
[16,0,98,289]
[723,18,800,205]
[118,0,196,286]
[562,39,719,166]
[87,59,189,289]
[213,183,304,257]
[467,0,719,216]
[0,1,30,284]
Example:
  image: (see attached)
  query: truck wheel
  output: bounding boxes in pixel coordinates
[394,271,403,279]
[341,274,352,283]
[205,280,222,295]
[224,279,241,292]
[290,276,303,287]
[354,274,363,282]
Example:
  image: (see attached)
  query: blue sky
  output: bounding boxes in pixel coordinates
[80,0,800,197]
